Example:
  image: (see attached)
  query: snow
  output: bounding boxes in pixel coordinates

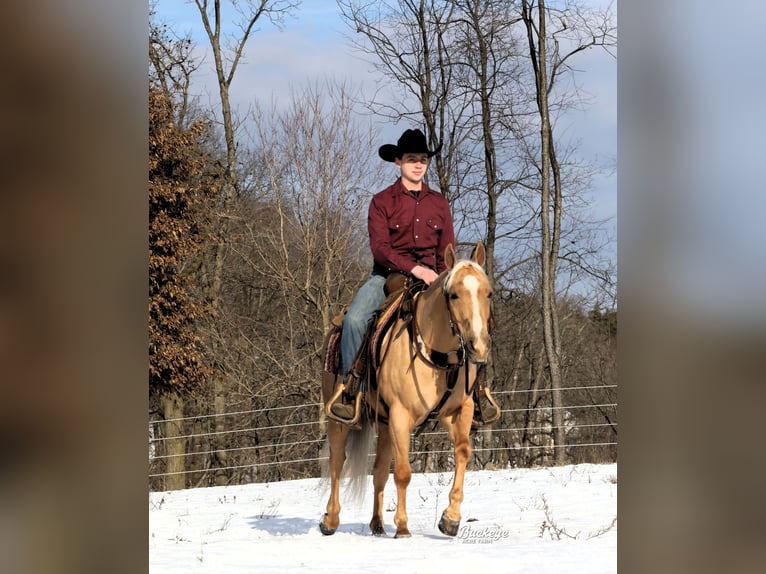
[150,463,616,573]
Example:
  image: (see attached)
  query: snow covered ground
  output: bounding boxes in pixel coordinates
[150,463,617,573]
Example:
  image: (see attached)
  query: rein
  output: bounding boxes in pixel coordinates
[409,281,475,436]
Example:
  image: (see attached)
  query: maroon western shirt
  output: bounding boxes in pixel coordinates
[368,178,456,275]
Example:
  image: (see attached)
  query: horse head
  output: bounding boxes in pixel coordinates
[443,242,493,364]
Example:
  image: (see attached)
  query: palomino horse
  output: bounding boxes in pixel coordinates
[320,242,492,538]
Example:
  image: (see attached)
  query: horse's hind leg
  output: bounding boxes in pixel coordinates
[369,423,393,536]
[439,399,474,536]
[320,420,350,535]
[388,408,414,538]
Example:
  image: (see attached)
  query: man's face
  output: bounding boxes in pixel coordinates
[396,153,429,184]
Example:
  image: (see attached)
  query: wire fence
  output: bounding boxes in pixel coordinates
[149,383,617,490]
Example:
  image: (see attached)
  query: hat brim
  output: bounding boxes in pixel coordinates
[378,142,442,163]
[378,144,399,162]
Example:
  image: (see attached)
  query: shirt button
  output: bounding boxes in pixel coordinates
[415,235,419,239]
[416,218,420,222]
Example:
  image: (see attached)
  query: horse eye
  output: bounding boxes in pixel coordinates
[449,293,459,300]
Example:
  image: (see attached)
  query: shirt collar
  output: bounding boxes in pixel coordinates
[395,177,432,197]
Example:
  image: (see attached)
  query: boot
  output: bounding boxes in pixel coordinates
[328,374,363,426]
[330,395,356,421]
[472,386,501,429]
[480,388,500,421]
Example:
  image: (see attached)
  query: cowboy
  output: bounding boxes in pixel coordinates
[329,128,499,425]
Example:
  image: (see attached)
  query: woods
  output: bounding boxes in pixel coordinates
[149,0,616,491]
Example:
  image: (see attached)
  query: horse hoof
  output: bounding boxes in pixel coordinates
[438,513,460,537]
[370,519,387,537]
[319,516,336,536]
[394,529,412,539]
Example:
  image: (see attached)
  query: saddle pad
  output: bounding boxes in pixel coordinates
[323,327,342,374]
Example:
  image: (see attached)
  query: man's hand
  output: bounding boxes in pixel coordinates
[411,265,439,285]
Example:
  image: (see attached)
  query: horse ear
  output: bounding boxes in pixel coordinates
[472,242,486,267]
[445,244,457,269]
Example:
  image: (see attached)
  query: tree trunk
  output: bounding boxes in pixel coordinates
[160,392,186,491]
[523,0,565,464]
[195,0,251,486]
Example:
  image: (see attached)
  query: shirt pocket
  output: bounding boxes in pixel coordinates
[389,214,412,238]
[422,213,444,246]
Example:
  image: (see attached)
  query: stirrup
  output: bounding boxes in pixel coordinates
[471,387,501,429]
[326,387,364,427]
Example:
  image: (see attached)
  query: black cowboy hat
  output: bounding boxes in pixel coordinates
[378,128,442,162]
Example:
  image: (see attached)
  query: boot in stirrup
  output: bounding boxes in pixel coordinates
[327,373,363,428]
[472,386,501,429]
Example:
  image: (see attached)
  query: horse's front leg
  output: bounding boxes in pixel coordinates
[320,420,350,535]
[389,407,414,538]
[439,397,474,536]
[369,423,393,536]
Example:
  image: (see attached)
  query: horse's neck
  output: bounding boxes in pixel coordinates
[415,278,456,348]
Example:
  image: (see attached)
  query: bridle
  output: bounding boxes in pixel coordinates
[411,281,466,371]
[408,269,492,435]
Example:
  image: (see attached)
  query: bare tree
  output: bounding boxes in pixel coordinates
[338,0,466,200]
[445,2,526,459]
[520,0,615,462]
[149,4,202,128]
[199,79,385,483]
[190,0,299,485]
[245,79,384,331]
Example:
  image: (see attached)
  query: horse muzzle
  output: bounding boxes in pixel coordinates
[465,336,490,364]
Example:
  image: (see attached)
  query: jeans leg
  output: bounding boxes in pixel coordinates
[340,273,386,376]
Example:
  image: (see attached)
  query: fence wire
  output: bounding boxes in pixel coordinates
[149,383,617,489]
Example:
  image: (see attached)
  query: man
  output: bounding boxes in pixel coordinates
[330,128,498,425]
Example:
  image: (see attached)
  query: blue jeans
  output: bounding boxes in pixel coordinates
[340,272,387,376]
